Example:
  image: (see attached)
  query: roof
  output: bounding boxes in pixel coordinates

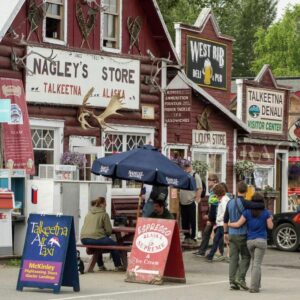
[140,1,180,63]
[0,0,25,42]
[175,72,250,133]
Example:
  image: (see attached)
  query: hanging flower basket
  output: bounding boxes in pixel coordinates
[192,160,209,178]
[234,160,255,177]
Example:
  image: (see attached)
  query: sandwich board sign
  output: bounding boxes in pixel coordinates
[16,214,79,293]
[126,217,185,284]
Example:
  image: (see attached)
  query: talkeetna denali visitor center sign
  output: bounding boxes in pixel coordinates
[186,36,227,90]
[246,86,284,134]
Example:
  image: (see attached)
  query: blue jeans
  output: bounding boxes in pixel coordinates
[81,237,122,267]
[207,226,224,260]
[247,238,267,290]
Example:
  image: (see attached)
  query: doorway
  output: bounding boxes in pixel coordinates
[275,150,288,213]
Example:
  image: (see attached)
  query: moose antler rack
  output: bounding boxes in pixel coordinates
[77,88,124,129]
[11,49,57,75]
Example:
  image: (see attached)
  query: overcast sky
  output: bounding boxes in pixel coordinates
[276,0,300,20]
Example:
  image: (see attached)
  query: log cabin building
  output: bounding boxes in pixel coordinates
[0,0,180,200]
[1,2,290,246]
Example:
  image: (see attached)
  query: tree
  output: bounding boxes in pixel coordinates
[156,0,235,41]
[252,4,300,76]
[157,0,278,77]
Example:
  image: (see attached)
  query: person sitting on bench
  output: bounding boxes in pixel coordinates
[149,199,174,220]
[80,197,125,272]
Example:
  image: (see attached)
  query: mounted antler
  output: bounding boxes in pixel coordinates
[11,49,57,74]
[146,49,183,93]
[92,95,124,128]
[77,87,95,129]
[77,89,124,129]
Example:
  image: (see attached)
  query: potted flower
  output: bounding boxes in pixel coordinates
[234,160,255,179]
[263,185,278,199]
[60,151,87,168]
[192,160,209,179]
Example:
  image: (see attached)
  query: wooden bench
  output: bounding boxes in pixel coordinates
[112,198,140,226]
[77,244,131,272]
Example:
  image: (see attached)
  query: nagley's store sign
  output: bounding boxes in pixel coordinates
[192,130,227,148]
[186,36,227,90]
[246,86,285,134]
[25,46,140,109]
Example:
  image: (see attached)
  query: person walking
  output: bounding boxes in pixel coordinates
[223,181,265,290]
[80,197,125,272]
[205,183,230,262]
[194,173,219,256]
[179,161,202,244]
[229,192,273,293]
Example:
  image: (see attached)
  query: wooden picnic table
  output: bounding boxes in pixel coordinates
[77,227,136,272]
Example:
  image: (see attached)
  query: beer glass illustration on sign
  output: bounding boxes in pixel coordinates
[202,58,213,85]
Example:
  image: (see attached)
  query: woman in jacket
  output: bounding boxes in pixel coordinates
[80,197,124,271]
[229,192,273,293]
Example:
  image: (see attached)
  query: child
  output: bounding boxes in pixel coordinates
[206,184,230,262]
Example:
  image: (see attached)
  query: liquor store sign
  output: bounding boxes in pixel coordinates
[186,36,227,90]
[246,87,285,134]
[192,130,226,148]
[25,46,140,109]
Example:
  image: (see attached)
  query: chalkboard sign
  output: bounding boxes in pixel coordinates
[16,214,79,293]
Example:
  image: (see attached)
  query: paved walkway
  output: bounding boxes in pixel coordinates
[1,247,300,300]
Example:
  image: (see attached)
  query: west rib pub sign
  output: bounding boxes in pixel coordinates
[186,36,227,90]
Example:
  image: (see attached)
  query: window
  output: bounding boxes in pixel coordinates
[44,0,66,44]
[104,133,146,189]
[254,166,274,190]
[30,119,64,177]
[103,125,154,193]
[102,0,121,50]
[31,129,55,176]
[192,150,226,192]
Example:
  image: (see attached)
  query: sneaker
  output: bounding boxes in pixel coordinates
[213,255,225,262]
[193,252,206,257]
[205,256,213,263]
[249,288,259,293]
[98,265,107,271]
[236,280,249,291]
[230,282,240,290]
[114,266,126,272]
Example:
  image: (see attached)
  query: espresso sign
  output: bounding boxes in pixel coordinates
[164,89,191,123]
[26,46,140,109]
[246,87,285,134]
[192,130,226,148]
[186,36,227,90]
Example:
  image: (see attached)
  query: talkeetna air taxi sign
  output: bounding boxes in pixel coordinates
[246,87,285,134]
[186,36,227,90]
[16,214,79,293]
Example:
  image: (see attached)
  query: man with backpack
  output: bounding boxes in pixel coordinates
[179,161,202,244]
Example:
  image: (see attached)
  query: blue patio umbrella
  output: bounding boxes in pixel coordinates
[91,145,196,190]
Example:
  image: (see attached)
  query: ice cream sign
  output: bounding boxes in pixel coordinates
[246,86,285,134]
[186,36,227,90]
